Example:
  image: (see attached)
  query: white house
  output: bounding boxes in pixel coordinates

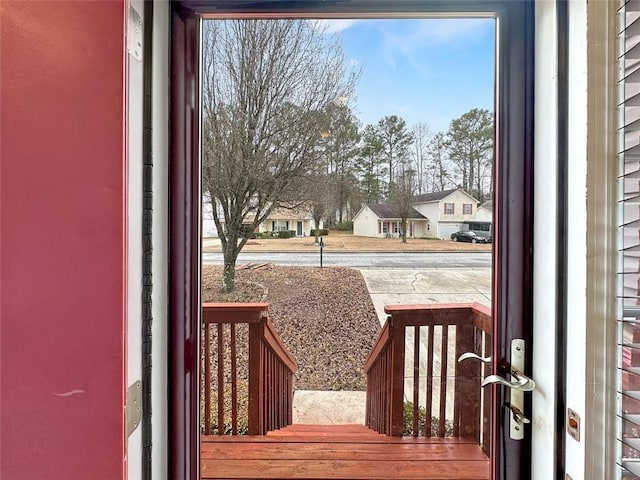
[353,189,492,240]
[202,198,322,238]
[411,189,490,239]
[258,206,321,237]
[353,204,429,238]
[476,200,493,223]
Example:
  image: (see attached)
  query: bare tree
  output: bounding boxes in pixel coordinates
[319,103,361,225]
[307,171,331,244]
[389,166,417,244]
[411,122,432,195]
[202,19,356,291]
[428,132,454,192]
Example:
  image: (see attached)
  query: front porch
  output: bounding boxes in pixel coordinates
[201,424,488,479]
[200,302,492,479]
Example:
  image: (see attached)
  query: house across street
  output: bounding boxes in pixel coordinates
[353,188,492,239]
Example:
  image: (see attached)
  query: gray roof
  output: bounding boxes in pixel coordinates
[411,189,459,203]
[367,204,428,220]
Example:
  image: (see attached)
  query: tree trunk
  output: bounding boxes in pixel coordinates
[401,218,407,243]
[314,215,321,244]
[222,237,239,292]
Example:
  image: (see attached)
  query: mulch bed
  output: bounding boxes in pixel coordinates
[202,265,380,391]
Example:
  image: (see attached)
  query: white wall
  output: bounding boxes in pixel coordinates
[353,206,380,237]
[532,2,558,479]
[437,190,479,221]
[413,196,476,239]
[564,1,588,478]
[476,206,492,223]
[412,202,440,236]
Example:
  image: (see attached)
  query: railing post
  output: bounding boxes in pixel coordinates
[248,318,265,435]
[389,317,405,436]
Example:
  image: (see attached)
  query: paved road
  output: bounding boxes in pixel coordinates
[202,251,491,268]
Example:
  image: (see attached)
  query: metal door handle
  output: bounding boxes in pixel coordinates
[481,372,536,392]
[458,352,492,364]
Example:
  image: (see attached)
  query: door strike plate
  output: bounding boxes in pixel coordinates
[126,380,142,437]
[567,408,580,442]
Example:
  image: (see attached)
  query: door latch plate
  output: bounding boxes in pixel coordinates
[510,339,526,440]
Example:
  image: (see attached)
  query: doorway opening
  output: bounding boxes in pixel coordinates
[200,14,495,479]
[168,1,528,478]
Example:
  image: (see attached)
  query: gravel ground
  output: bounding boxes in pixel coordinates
[202,265,380,391]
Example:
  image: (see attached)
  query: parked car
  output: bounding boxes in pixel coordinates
[450,230,491,243]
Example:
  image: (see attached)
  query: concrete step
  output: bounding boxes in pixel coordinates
[292,390,366,425]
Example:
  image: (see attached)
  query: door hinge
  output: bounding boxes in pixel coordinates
[126,380,142,438]
[127,4,143,62]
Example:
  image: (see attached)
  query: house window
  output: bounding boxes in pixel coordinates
[382,222,388,233]
[427,223,431,231]
[273,220,289,231]
[444,203,454,215]
[393,222,400,233]
[463,203,473,215]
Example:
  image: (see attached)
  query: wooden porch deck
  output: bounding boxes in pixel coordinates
[201,424,489,480]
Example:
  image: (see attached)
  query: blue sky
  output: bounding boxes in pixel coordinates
[322,19,495,133]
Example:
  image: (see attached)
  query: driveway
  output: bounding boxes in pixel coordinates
[356,267,492,324]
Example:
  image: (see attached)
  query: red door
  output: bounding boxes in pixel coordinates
[170,2,534,479]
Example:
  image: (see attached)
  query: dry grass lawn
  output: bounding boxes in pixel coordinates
[203,230,491,253]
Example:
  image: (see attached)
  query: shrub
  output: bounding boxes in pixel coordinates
[310,229,329,237]
[250,232,270,239]
[276,230,296,239]
[333,221,353,231]
[403,401,453,437]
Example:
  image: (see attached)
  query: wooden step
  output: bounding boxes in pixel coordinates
[267,424,384,438]
[201,424,489,480]
[269,424,376,434]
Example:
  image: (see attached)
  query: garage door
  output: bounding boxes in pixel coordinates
[439,223,463,239]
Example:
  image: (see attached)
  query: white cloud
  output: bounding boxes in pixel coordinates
[414,18,493,45]
[315,19,362,34]
[378,19,493,78]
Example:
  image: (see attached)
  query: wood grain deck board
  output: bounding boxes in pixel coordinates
[201,459,489,479]
[201,442,488,461]
[200,425,489,479]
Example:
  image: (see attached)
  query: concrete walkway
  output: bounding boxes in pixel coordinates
[292,391,366,424]
[357,267,491,325]
[291,267,492,425]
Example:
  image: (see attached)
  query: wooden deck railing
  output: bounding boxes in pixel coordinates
[202,303,297,436]
[364,303,492,453]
